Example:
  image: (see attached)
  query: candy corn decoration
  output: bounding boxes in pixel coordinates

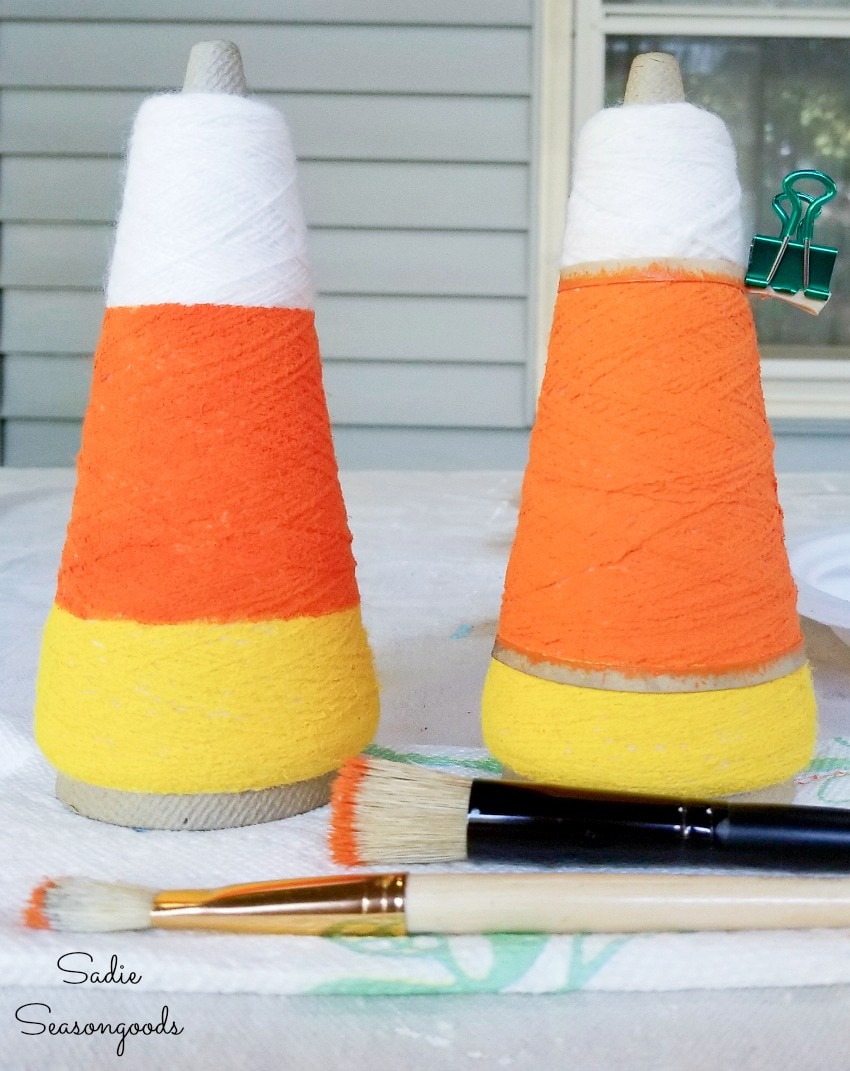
[482,54,816,796]
[34,42,379,828]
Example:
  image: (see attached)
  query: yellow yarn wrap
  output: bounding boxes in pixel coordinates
[482,658,816,796]
[35,605,379,794]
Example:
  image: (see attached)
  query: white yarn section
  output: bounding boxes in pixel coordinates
[561,102,746,269]
[106,92,314,309]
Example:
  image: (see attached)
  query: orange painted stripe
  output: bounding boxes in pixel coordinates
[56,304,359,624]
[558,262,743,292]
[498,274,802,676]
[497,637,804,683]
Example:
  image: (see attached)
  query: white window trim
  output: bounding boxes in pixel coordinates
[529,0,574,420]
[533,0,850,420]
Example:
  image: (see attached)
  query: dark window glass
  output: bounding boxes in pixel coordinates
[606,36,850,350]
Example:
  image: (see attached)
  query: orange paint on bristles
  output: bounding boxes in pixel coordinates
[56,303,359,625]
[329,756,368,867]
[498,270,802,676]
[22,880,55,930]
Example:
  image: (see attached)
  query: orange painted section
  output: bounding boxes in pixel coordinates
[559,263,741,291]
[498,272,802,676]
[56,304,359,624]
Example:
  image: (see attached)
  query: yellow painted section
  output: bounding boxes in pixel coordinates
[482,657,816,796]
[35,604,379,794]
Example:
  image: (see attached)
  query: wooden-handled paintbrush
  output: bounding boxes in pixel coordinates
[24,871,850,936]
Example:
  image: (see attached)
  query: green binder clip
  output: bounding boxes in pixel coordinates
[745,169,838,303]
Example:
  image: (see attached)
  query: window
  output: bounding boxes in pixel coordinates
[537,1,850,419]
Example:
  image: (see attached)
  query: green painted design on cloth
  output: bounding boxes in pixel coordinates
[800,739,850,803]
[561,934,632,991]
[817,774,850,804]
[806,756,850,773]
[309,931,632,996]
[364,743,503,776]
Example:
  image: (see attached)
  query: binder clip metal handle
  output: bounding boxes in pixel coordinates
[762,193,798,287]
[746,169,838,304]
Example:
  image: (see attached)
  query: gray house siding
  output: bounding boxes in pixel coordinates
[0,1,537,466]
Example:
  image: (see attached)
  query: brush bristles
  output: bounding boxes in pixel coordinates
[23,880,55,929]
[330,757,471,865]
[24,878,156,932]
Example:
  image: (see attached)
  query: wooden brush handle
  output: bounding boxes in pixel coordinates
[405,872,850,934]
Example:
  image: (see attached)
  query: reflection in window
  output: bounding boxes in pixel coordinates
[606,37,850,351]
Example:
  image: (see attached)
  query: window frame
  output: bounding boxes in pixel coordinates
[534,0,850,419]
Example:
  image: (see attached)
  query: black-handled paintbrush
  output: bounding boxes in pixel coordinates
[330,756,850,870]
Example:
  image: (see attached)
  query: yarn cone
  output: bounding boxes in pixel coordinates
[34,42,379,828]
[482,53,816,796]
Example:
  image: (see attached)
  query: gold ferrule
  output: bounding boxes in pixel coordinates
[150,873,408,936]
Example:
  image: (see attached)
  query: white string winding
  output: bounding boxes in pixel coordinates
[106,92,314,310]
[561,102,746,269]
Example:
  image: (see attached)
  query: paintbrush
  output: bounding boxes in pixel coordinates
[23,871,850,935]
[330,756,850,870]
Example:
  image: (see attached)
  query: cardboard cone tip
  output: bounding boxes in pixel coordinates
[183,40,247,95]
[624,52,685,105]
